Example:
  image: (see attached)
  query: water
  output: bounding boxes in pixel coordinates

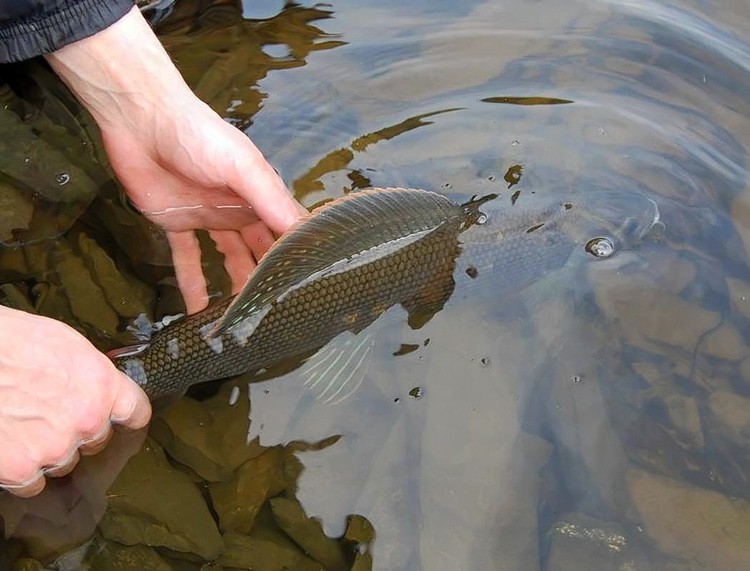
[1,0,749,569]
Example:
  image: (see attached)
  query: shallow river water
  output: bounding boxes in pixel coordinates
[1,0,749,569]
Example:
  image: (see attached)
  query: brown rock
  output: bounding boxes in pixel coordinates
[209,448,284,534]
[628,469,750,569]
[150,383,264,482]
[98,437,224,560]
[270,497,346,571]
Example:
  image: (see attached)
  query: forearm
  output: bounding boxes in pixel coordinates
[44,6,194,131]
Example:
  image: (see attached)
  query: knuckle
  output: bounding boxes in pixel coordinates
[38,434,77,468]
[1,457,41,488]
[74,402,108,438]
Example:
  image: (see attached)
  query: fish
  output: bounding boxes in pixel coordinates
[108,187,660,401]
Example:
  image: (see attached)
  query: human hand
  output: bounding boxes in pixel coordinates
[0,306,151,498]
[46,7,305,313]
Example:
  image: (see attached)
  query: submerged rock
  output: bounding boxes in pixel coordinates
[590,264,720,357]
[218,530,324,571]
[663,395,704,451]
[88,541,173,570]
[98,437,223,560]
[628,469,750,568]
[707,390,750,448]
[209,447,284,534]
[270,497,347,571]
[150,382,264,482]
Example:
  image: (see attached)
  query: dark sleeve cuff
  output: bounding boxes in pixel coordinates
[0,0,135,63]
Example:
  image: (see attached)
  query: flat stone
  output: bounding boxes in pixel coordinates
[88,541,173,570]
[150,382,264,482]
[53,237,119,335]
[590,268,720,356]
[209,447,283,534]
[0,180,32,242]
[98,437,223,560]
[664,396,704,451]
[707,390,750,447]
[628,469,750,568]
[77,232,154,320]
[726,277,750,321]
[270,497,346,571]
[701,323,748,361]
[218,531,324,571]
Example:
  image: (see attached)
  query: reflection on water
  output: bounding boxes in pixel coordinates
[1,0,750,569]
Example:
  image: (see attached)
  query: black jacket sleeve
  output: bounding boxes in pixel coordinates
[0,0,135,63]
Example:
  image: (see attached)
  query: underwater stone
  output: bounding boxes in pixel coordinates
[77,232,155,320]
[707,391,750,449]
[218,531,324,571]
[700,323,748,361]
[150,383,264,482]
[0,180,33,243]
[663,396,704,451]
[590,267,720,356]
[88,541,173,570]
[209,447,283,534]
[270,497,347,571]
[628,469,750,568]
[98,437,223,560]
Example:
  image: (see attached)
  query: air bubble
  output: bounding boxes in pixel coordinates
[585,237,615,258]
[56,172,70,186]
[476,212,488,225]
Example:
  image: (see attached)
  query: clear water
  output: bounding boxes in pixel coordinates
[1,0,749,569]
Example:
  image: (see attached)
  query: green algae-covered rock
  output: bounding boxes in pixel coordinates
[270,497,346,571]
[88,542,173,570]
[218,531,324,571]
[150,383,264,482]
[209,447,284,534]
[99,437,223,560]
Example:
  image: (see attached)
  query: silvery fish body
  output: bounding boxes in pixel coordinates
[110,187,659,400]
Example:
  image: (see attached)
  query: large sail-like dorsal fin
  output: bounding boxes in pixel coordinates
[209,187,460,337]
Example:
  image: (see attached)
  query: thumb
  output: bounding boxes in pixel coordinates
[110,371,152,430]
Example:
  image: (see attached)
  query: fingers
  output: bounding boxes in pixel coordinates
[44,449,80,477]
[110,371,152,430]
[210,222,276,296]
[166,230,209,314]
[2,472,46,498]
[225,138,306,234]
[210,230,256,293]
[0,380,150,498]
[79,425,114,456]
[240,223,275,262]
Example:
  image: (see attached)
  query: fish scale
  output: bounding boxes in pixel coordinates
[110,187,659,400]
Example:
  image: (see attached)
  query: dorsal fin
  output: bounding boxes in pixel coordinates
[209,187,460,337]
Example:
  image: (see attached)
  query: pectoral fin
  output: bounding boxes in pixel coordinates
[301,331,374,405]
